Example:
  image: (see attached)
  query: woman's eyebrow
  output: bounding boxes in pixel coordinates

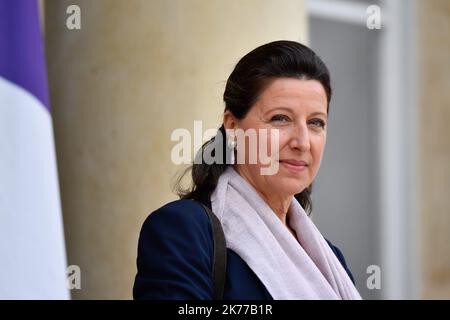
[266,106,294,113]
[309,111,328,119]
[265,107,328,119]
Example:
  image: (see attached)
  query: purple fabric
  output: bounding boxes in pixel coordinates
[0,0,50,111]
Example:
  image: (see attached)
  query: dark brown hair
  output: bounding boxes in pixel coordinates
[174,40,331,214]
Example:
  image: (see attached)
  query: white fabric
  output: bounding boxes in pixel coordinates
[211,166,362,300]
[0,77,69,299]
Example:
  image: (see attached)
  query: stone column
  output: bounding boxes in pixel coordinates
[416,0,450,299]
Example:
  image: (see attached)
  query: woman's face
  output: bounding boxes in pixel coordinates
[226,77,328,201]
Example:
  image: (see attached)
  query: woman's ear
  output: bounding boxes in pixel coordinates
[223,111,237,131]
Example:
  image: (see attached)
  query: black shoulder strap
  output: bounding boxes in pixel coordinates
[197,201,227,300]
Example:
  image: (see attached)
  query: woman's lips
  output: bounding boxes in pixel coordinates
[279,159,308,172]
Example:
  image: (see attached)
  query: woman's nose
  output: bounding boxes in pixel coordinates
[289,124,310,152]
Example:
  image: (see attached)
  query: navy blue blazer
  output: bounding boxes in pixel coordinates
[133,199,355,300]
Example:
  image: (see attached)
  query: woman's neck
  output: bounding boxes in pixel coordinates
[234,165,293,226]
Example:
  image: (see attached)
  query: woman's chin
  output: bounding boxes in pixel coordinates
[269,181,307,198]
[274,172,308,188]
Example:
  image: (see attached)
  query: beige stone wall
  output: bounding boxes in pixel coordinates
[45,0,306,299]
[416,0,450,299]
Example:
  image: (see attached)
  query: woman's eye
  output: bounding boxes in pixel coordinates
[270,114,290,122]
[309,118,326,129]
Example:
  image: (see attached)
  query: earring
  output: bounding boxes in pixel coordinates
[227,138,236,149]
[227,137,236,164]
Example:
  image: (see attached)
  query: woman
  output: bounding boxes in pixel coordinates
[133,40,362,300]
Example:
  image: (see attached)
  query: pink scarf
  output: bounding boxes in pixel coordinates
[211,166,362,300]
